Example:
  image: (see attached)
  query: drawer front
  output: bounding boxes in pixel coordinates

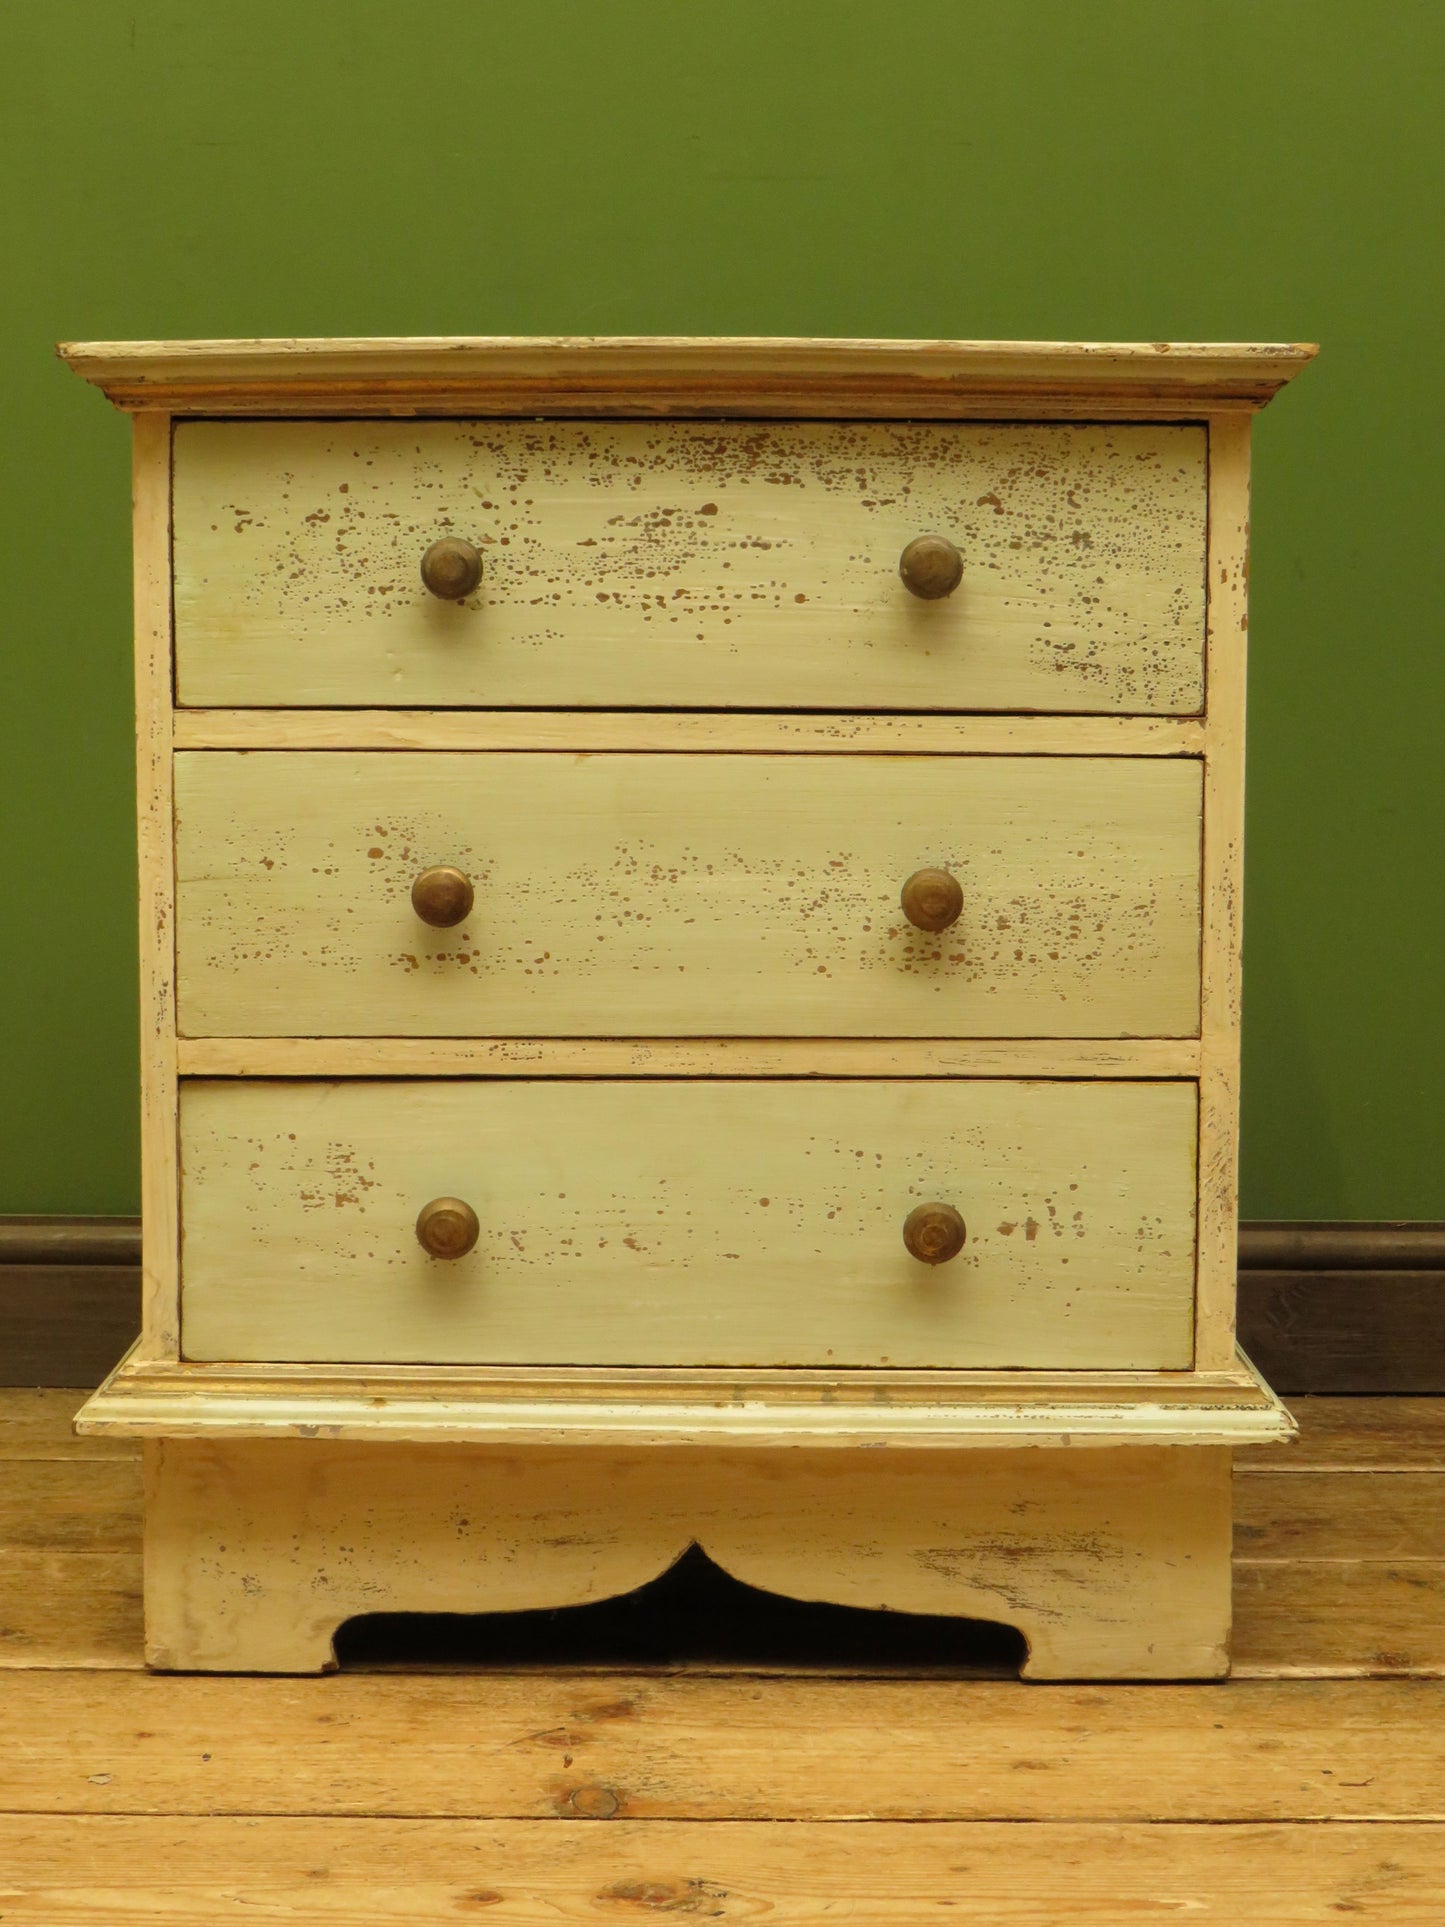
[172,419,1206,713]
[179,1079,1198,1368]
[175,752,1203,1039]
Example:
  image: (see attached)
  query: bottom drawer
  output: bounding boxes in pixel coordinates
[180,1079,1197,1369]
[181,1086,1202,1372]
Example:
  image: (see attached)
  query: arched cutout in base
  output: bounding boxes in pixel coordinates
[333,1542,1028,1674]
[141,1437,1232,1678]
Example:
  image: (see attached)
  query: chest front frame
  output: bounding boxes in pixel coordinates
[100,360,1260,1437]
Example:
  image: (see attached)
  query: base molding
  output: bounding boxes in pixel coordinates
[79,1343,1291,1447]
[143,1438,1233,1679]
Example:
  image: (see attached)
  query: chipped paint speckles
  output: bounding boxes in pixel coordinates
[172,419,1207,712]
[172,751,1203,1040]
[177,1079,1198,1368]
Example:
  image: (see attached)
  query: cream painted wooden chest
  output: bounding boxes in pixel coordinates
[63,336,1314,1676]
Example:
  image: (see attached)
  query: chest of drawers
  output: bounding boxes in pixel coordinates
[64,336,1313,1677]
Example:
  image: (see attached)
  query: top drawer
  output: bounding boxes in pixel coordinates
[172,420,1207,713]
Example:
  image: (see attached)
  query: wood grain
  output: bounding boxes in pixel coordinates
[0,1670,1438,1820]
[0,1816,1437,1924]
[1236,1471,1445,1560]
[1240,1271,1445,1393]
[141,1438,1230,1677]
[174,751,1204,1040]
[0,1459,140,1551]
[0,1552,143,1669]
[129,415,179,1363]
[1237,1395,1445,1470]
[172,419,1207,712]
[174,1035,1203,1078]
[172,709,1208,753]
[1231,1399,1445,1677]
[0,1407,140,1668]
[0,1389,134,1459]
[0,1267,140,1389]
[1232,1561,1445,1678]
[39,1386,1428,1469]
[177,1078,1198,1369]
[58,332,1319,416]
[1194,414,1251,1372]
[8,1476,1445,1680]
[74,1351,1288,1447]
[3,1391,1444,1681]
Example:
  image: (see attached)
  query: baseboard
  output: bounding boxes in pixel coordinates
[2,1217,1442,1391]
[1237,1221,1445,1395]
[0,1218,141,1387]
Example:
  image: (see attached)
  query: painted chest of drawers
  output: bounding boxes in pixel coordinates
[64,336,1314,1676]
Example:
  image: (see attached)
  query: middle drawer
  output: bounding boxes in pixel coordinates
[175,751,1203,1038]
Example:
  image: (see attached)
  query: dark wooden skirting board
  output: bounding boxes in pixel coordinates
[0,1220,142,1389]
[1240,1222,1445,1271]
[2,1216,1442,1391]
[1238,1222,1445,1395]
[1241,1278,1445,1394]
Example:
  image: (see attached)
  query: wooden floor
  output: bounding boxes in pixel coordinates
[1,1392,1442,1921]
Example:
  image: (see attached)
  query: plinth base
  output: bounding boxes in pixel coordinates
[142,1439,1232,1679]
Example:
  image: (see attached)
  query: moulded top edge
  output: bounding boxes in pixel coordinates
[54,335,1319,415]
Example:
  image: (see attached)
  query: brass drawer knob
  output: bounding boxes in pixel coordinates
[416,1196,480,1260]
[900,867,963,933]
[898,534,963,600]
[421,536,483,601]
[411,865,474,928]
[902,1202,967,1266]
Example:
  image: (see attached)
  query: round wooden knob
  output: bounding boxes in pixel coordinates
[416,1197,480,1260]
[902,1202,967,1266]
[411,865,474,928]
[899,534,963,600]
[421,536,483,601]
[900,868,963,933]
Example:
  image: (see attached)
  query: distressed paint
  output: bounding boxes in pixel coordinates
[174,1037,1203,1077]
[172,419,1207,712]
[177,1079,1198,1368]
[142,1437,1233,1677]
[170,709,1208,754]
[173,751,1204,1039]
[1195,415,1252,1370]
[130,415,180,1361]
[62,337,1313,1679]
[77,1349,1292,1445]
[60,334,1318,419]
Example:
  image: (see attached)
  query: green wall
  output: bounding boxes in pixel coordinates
[2,0,1441,1219]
